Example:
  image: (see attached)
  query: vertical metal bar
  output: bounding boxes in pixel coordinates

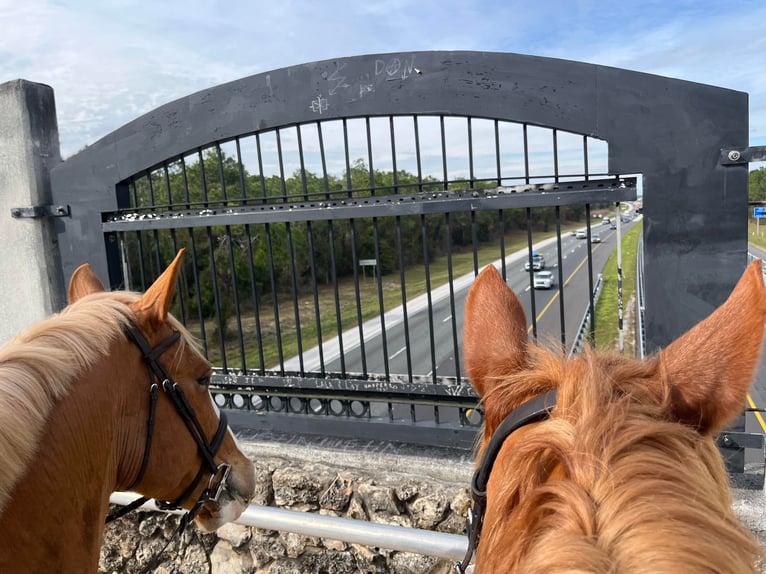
[373,220,390,381]
[585,203,596,345]
[495,120,506,281]
[299,125,325,374]
[181,156,207,357]
[471,210,479,276]
[199,151,228,370]
[445,212,462,382]
[522,124,538,339]
[344,119,367,375]
[583,136,596,345]
[163,164,186,325]
[305,224,324,375]
[276,129,304,375]
[421,214,438,386]
[414,116,423,194]
[553,130,566,346]
[499,210,507,282]
[328,221,345,375]
[130,181,147,291]
[440,116,448,190]
[395,216,413,383]
[198,150,209,208]
[257,133,284,373]
[216,144,245,371]
[236,139,265,374]
[318,122,344,376]
[494,119,501,186]
[389,116,399,194]
[555,206,566,346]
[526,208,538,340]
[366,117,390,387]
[616,201,624,352]
[146,172,163,278]
[467,117,474,188]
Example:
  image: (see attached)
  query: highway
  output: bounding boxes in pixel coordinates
[284,217,641,382]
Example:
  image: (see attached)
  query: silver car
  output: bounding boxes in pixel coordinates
[533,270,555,289]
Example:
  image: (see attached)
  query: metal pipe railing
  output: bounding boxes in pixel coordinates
[636,234,646,359]
[109,492,468,562]
[568,273,604,357]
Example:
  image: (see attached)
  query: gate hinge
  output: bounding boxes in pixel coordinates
[720,146,766,165]
[10,205,70,219]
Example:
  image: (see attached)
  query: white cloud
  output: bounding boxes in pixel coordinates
[2,0,765,159]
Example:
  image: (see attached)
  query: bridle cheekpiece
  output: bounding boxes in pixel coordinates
[455,388,557,573]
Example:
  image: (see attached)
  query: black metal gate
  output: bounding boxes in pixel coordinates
[49,51,748,447]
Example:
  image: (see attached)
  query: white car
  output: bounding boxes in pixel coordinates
[575,228,587,239]
[533,270,555,289]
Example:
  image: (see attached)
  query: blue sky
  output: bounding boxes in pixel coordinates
[2,0,765,161]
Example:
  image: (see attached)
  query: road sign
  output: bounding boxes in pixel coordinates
[755,207,766,218]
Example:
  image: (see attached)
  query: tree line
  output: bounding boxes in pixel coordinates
[124,150,591,323]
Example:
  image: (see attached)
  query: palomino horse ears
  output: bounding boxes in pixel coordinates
[464,265,528,399]
[659,260,766,434]
[68,264,106,304]
[130,249,185,330]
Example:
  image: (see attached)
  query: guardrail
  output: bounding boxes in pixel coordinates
[636,235,646,359]
[109,493,468,563]
[568,274,604,357]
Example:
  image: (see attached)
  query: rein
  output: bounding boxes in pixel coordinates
[455,389,557,573]
[105,323,231,572]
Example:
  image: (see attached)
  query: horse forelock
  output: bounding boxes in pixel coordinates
[0,290,199,515]
[478,345,762,573]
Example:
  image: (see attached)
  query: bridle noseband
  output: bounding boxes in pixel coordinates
[107,322,231,525]
[455,389,557,573]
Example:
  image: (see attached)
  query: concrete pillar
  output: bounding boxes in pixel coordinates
[0,79,65,343]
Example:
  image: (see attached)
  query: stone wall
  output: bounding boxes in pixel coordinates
[99,428,766,574]
[99,430,474,574]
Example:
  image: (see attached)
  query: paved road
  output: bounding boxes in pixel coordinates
[745,245,766,441]
[314,219,640,380]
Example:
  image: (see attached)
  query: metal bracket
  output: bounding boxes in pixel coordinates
[720,145,766,165]
[718,431,765,450]
[10,205,70,219]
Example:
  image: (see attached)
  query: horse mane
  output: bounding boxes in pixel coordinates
[0,291,196,515]
[479,344,762,574]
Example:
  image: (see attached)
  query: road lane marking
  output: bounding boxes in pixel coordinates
[442,315,452,323]
[389,346,406,360]
[747,394,766,433]
[527,243,605,333]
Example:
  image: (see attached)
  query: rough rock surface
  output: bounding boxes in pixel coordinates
[99,430,766,573]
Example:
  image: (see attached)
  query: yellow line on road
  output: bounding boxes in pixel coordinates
[523,236,766,435]
[747,394,766,433]
[527,239,608,333]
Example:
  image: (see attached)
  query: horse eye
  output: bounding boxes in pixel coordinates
[197,376,211,388]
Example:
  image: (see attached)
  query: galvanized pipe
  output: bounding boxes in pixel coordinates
[109,492,468,562]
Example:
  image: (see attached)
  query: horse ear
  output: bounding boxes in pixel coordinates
[130,249,185,328]
[68,263,106,304]
[659,260,766,434]
[464,265,528,398]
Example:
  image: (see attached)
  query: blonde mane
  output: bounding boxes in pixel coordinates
[478,345,762,573]
[0,291,195,515]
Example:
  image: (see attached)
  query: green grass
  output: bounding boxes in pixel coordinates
[748,219,766,251]
[593,221,643,354]
[197,222,584,370]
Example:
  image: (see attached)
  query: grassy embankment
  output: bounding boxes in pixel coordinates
[204,222,583,369]
[748,220,766,251]
[592,221,643,354]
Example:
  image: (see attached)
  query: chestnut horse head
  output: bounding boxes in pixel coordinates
[461,260,766,573]
[0,250,255,573]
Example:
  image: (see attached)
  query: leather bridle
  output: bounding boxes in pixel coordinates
[106,322,231,526]
[455,389,558,573]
